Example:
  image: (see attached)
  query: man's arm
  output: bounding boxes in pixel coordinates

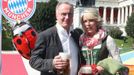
[29,32,55,72]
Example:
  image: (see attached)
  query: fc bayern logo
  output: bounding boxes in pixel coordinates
[1,0,36,22]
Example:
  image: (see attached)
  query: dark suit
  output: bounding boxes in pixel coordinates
[29,26,83,75]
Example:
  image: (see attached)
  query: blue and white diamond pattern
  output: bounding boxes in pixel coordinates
[8,0,28,14]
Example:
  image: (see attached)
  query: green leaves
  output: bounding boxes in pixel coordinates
[29,0,58,32]
[126,13,134,39]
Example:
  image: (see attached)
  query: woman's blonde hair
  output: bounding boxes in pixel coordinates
[81,8,103,30]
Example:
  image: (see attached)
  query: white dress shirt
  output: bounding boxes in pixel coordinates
[56,23,78,75]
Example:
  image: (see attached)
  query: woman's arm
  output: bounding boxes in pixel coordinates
[106,35,122,63]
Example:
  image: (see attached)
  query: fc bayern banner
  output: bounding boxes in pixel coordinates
[1,0,36,22]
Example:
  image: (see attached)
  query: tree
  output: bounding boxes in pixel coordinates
[77,0,95,7]
[125,13,134,39]
[2,16,14,50]
[106,26,123,39]
[126,13,134,48]
[29,0,58,32]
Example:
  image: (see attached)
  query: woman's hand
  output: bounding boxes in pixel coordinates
[96,65,104,73]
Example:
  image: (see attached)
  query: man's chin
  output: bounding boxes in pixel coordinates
[63,24,71,27]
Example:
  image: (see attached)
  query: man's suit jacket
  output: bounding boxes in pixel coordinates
[29,26,83,75]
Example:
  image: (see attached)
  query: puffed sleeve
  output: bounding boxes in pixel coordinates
[106,35,122,63]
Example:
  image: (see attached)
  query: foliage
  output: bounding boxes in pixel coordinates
[29,0,58,32]
[126,13,134,39]
[2,16,14,50]
[105,26,123,39]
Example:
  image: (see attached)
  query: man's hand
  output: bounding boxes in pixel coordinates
[53,55,69,70]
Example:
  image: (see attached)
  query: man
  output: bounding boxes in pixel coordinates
[29,2,82,75]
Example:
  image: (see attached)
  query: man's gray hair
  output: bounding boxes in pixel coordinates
[56,2,73,11]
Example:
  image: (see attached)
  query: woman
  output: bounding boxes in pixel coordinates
[79,8,128,75]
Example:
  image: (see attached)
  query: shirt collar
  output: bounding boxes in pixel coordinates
[56,22,72,37]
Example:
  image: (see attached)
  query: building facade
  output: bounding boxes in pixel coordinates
[96,0,134,26]
[37,0,134,35]
[73,0,134,36]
